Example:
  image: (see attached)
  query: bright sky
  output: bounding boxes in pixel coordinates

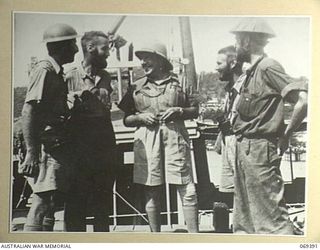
[13,12,310,86]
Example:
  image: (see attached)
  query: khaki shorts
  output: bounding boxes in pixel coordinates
[28,145,68,193]
[133,121,194,186]
[219,134,236,193]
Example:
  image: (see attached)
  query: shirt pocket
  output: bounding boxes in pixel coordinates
[134,91,152,112]
[237,90,280,120]
[165,85,186,107]
[236,91,255,119]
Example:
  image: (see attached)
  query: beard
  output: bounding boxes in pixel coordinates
[219,65,233,82]
[220,73,234,91]
[91,50,108,69]
[236,47,251,64]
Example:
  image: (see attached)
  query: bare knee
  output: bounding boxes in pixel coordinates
[177,183,198,206]
[26,192,53,225]
[145,185,161,209]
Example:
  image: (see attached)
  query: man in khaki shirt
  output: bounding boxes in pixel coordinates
[64,31,116,232]
[231,17,308,234]
[20,23,79,231]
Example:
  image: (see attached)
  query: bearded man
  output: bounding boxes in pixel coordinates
[64,31,116,232]
[231,18,308,234]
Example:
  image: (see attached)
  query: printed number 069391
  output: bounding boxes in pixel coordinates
[300,244,318,248]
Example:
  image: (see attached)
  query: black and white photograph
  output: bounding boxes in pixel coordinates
[11,12,309,236]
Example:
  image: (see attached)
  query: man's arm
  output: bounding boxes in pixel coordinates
[264,62,308,155]
[284,91,308,137]
[213,131,223,155]
[160,91,199,122]
[124,106,199,127]
[160,106,199,122]
[124,113,159,127]
[19,102,41,177]
[279,90,308,155]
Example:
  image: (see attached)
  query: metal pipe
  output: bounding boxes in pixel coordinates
[114,190,149,223]
[128,43,134,85]
[117,68,123,101]
[166,183,172,227]
[289,146,294,182]
[112,181,118,230]
[179,17,197,93]
[109,16,126,35]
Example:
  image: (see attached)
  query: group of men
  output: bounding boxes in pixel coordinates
[214,18,307,234]
[19,24,116,232]
[18,17,308,235]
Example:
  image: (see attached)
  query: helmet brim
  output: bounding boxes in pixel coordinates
[43,34,80,43]
[230,18,276,38]
[230,30,275,38]
[135,50,173,71]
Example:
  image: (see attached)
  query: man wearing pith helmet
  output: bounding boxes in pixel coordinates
[20,23,79,231]
[119,41,199,233]
[230,18,308,234]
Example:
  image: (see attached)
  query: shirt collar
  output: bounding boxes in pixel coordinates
[149,75,173,86]
[47,56,62,74]
[244,54,266,75]
[79,62,101,86]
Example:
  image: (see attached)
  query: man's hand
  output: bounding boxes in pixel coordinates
[213,132,223,155]
[138,113,159,126]
[278,135,290,156]
[160,107,183,122]
[18,151,39,177]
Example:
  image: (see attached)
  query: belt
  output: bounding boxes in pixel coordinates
[236,133,278,141]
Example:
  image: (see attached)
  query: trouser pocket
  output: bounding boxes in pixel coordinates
[267,140,282,165]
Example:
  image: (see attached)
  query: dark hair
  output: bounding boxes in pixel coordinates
[47,39,75,56]
[81,31,109,53]
[218,45,237,64]
[218,45,242,77]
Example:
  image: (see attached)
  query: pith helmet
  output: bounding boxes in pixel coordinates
[230,17,276,38]
[135,42,173,70]
[43,23,78,43]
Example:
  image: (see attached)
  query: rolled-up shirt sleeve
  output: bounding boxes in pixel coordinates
[24,67,48,103]
[281,79,308,101]
[264,62,292,94]
[264,63,308,104]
